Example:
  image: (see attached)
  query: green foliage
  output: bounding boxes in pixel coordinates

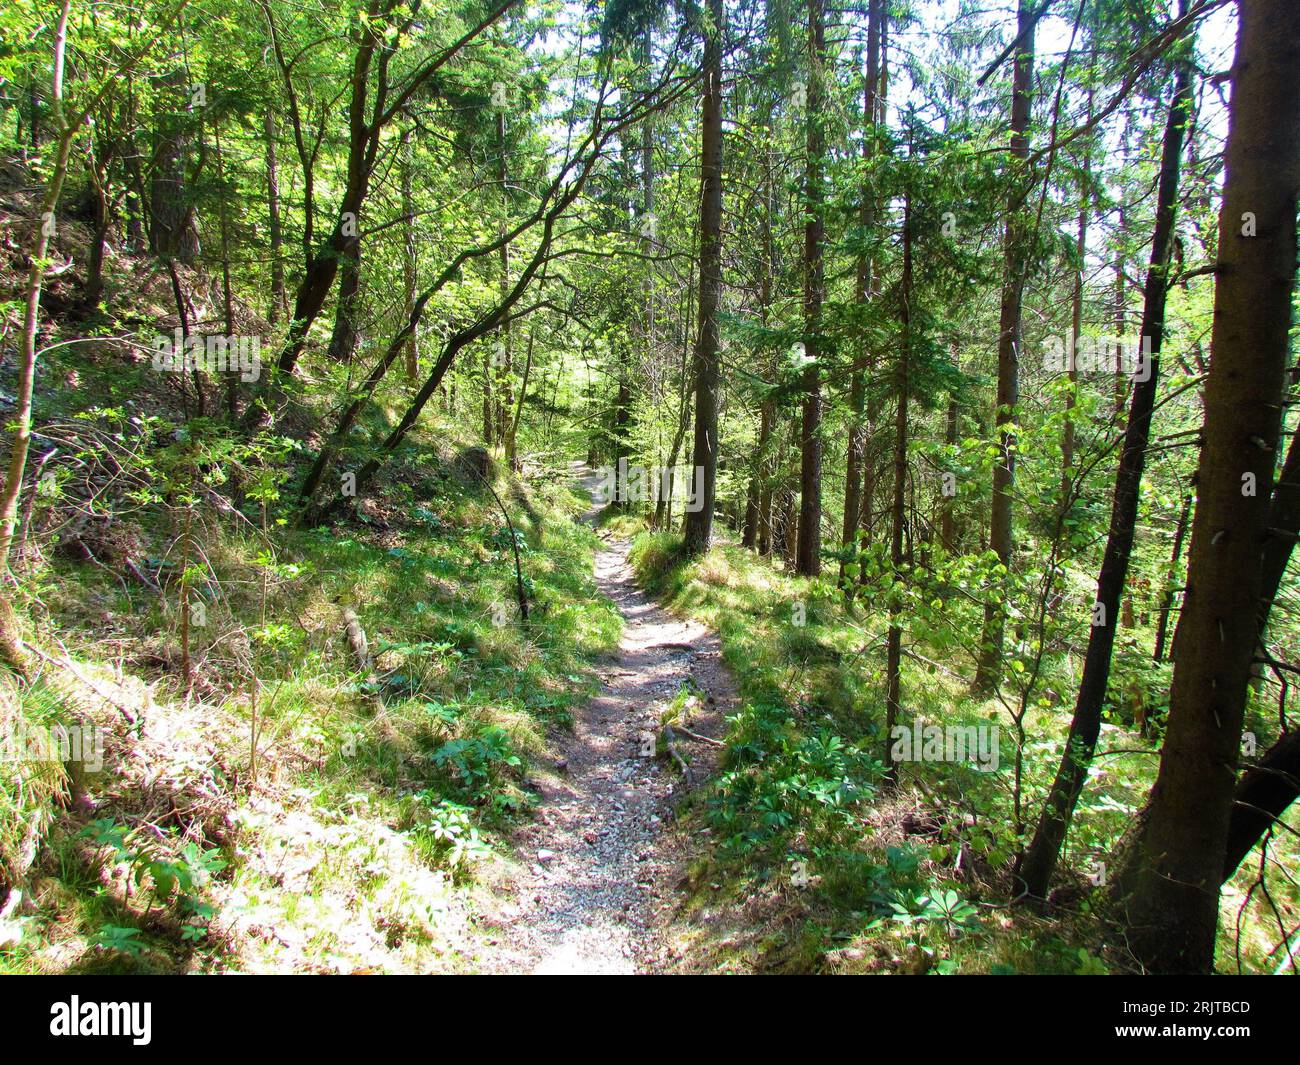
[711,708,880,857]
[93,925,145,958]
[404,795,491,871]
[80,819,227,906]
[431,725,522,803]
[3,0,1292,980]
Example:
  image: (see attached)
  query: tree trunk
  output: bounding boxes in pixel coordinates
[1062,89,1092,500]
[1217,394,1300,880]
[506,328,533,469]
[82,132,113,314]
[749,74,778,557]
[654,279,693,530]
[327,235,363,366]
[975,0,1035,691]
[885,192,912,780]
[1114,205,1128,417]
[613,369,632,502]
[1111,0,1300,973]
[941,390,958,550]
[1256,412,1300,636]
[1152,492,1192,663]
[632,32,655,487]
[0,0,73,675]
[842,0,881,585]
[401,127,419,383]
[796,0,826,576]
[266,108,287,326]
[249,16,388,420]
[214,124,238,418]
[495,109,515,459]
[482,343,496,445]
[1222,730,1300,884]
[775,487,797,567]
[1018,30,1193,899]
[757,397,775,557]
[149,70,199,264]
[682,0,725,557]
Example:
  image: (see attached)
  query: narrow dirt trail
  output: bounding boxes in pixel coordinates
[484,466,734,974]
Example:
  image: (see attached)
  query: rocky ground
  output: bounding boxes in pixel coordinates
[480,469,734,974]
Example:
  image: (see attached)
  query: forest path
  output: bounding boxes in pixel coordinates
[483,464,733,974]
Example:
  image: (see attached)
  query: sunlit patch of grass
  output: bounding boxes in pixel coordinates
[11,422,624,972]
[625,533,1203,973]
[594,508,644,538]
[0,678,71,894]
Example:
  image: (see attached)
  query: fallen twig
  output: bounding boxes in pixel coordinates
[663,724,693,786]
[673,723,724,748]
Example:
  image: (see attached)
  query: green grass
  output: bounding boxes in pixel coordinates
[2,423,621,973]
[628,531,1295,974]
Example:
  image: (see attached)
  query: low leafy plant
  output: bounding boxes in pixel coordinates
[431,725,521,802]
[79,819,226,931]
[94,925,144,958]
[406,794,491,870]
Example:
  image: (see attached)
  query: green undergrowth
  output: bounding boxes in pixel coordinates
[2,418,619,973]
[630,531,1294,975]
